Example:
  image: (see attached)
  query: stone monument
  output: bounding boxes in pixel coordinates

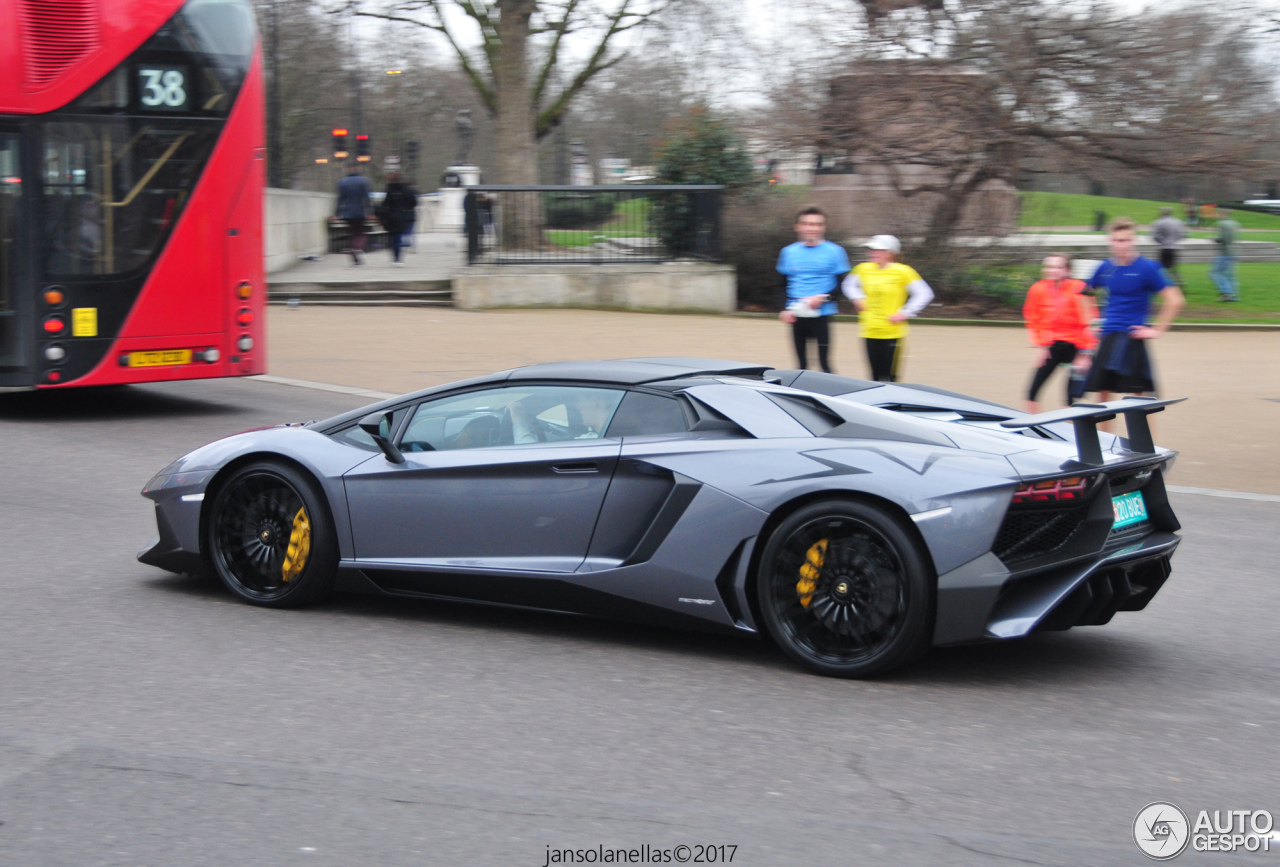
[437,109,481,233]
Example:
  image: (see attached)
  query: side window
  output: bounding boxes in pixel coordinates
[330,407,408,451]
[399,386,625,452]
[606,391,689,437]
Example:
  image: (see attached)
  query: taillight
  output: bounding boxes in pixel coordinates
[236,308,254,326]
[43,316,65,334]
[1012,475,1092,504]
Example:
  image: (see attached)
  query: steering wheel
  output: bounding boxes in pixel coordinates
[454,414,502,448]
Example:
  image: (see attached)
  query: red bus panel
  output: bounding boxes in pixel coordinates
[0,0,266,389]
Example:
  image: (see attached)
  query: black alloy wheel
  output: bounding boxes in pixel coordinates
[206,461,337,608]
[757,499,934,678]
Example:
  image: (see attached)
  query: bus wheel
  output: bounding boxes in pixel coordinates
[206,461,337,608]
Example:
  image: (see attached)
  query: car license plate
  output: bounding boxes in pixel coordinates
[129,349,192,368]
[1111,490,1148,530]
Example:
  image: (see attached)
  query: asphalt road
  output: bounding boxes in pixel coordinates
[0,378,1276,866]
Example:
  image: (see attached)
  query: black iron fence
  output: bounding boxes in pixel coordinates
[326,217,388,254]
[464,185,723,265]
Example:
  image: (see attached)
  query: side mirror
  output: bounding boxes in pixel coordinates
[359,411,405,464]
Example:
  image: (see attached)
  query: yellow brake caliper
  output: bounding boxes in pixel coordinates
[281,507,311,583]
[797,539,827,608]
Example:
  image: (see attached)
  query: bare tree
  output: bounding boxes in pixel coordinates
[546,53,694,173]
[762,0,1280,251]
[345,0,674,185]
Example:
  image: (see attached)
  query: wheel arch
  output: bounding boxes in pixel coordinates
[198,452,337,563]
[742,489,939,636]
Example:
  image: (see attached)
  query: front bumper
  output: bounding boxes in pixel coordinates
[138,470,213,576]
[138,503,208,575]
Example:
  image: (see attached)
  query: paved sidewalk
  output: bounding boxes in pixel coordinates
[265,307,1280,494]
[268,231,465,285]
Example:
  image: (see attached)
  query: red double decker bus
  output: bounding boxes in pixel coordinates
[0,0,265,389]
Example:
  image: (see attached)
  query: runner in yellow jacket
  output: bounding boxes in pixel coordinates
[841,235,934,381]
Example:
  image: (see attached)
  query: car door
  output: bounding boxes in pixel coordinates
[344,384,625,572]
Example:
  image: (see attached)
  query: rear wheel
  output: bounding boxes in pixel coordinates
[756,499,933,678]
[206,461,337,607]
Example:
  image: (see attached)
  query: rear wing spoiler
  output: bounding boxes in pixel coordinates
[1001,397,1186,466]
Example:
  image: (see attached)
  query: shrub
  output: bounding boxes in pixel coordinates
[653,109,756,256]
[543,192,616,229]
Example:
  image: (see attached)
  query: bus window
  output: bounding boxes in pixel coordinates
[42,120,217,277]
[1,134,22,368]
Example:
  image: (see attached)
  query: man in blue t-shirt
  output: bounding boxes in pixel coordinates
[777,207,851,372]
[1082,217,1185,400]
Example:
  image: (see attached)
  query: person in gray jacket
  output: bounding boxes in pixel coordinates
[1150,207,1186,279]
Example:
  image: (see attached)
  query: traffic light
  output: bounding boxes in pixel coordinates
[332,128,349,160]
[356,134,371,163]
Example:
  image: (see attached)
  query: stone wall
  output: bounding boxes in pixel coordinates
[453,262,736,313]
[810,169,1019,239]
[264,189,333,273]
[265,189,440,273]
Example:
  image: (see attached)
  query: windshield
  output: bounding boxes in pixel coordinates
[39,0,255,279]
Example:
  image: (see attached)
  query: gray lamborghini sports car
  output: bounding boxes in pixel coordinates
[139,359,1184,678]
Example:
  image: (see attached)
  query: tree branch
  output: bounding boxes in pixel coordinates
[535,0,669,137]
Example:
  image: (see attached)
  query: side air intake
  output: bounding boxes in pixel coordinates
[20,0,101,89]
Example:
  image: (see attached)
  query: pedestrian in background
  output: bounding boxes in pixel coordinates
[1022,253,1097,412]
[1083,217,1185,401]
[336,165,372,265]
[376,171,418,266]
[1210,207,1241,301]
[842,235,934,382]
[777,207,850,373]
[1150,207,1186,280]
[1183,198,1198,227]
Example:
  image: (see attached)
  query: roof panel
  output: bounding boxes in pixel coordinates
[507,358,772,385]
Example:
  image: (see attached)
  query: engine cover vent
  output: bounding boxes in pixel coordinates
[20,0,101,89]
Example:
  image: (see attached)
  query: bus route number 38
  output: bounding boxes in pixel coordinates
[138,67,189,111]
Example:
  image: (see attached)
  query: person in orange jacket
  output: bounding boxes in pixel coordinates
[1023,254,1098,412]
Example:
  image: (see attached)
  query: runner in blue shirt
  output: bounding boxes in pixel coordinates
[1083,217,1185,400]
[777,207,851,372]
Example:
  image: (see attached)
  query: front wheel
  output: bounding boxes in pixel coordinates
[756,499,934,678]
[206,461,337,608]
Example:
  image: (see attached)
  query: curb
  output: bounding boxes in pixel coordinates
[731,313,1280,331]
[912,318,1280,332]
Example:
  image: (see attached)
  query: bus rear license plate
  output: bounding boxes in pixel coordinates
[129,350,192,368]
[1111,490,1148,529]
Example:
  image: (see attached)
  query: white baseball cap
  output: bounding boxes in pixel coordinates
[863,234,901,253]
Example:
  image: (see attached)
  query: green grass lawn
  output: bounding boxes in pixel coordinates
[545,229,642,248]
[949,261,1280,323]
[546,196,653,247]
[1019,191,1280,230]
[1173,262,1280,321]
[611,197,651,220]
